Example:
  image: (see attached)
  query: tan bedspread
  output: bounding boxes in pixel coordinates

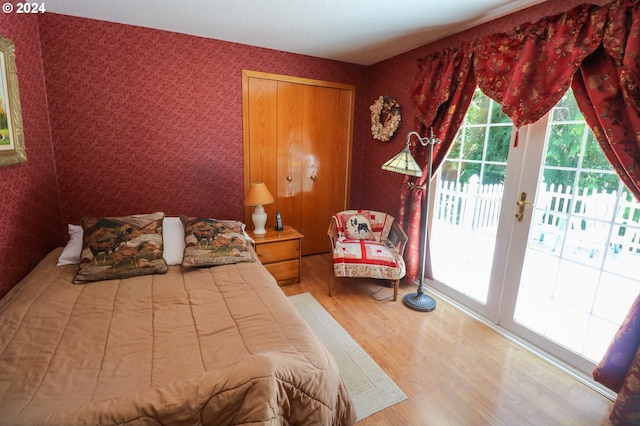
[0,249,355,425]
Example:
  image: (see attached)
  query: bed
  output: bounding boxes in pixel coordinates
[0,213,355,425]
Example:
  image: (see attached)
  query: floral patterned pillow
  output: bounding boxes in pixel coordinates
[180,217,255,267]
[74,212,168,283]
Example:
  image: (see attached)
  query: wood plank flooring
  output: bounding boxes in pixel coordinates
[281,253,614,425]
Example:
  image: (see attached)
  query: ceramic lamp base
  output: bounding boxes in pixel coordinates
[252,204,267,234]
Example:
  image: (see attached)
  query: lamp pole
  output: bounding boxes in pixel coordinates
[403,130,438,312]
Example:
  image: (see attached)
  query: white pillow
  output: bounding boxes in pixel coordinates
[241,222,254,243]
[162,216,186,265]
[57,224,83,265]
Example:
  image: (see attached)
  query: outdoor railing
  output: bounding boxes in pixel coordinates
[434,175,640,255]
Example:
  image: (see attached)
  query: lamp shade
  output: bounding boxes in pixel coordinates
[381,146,423,177]
[244,182,275,206]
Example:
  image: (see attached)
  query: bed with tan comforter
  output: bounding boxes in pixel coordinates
[0,248,355,425]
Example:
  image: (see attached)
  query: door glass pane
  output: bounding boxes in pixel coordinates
[431,90,510,304]
[515,91,640,363]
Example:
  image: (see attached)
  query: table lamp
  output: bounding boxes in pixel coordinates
[245,182,275,234]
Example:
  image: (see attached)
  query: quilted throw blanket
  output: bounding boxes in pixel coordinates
[0,249,355,425]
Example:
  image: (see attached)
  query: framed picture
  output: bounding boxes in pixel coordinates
[0,34,25,167]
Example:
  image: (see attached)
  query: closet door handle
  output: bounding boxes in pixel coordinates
[310,175,317,181]
[286,175,293,182]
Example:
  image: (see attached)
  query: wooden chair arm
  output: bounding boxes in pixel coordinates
[327,217,339,250]
[387,220,408,256]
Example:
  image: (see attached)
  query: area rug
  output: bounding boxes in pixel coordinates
[288,292,407,421]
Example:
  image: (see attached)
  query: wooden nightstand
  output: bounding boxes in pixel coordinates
[251,226,304,286]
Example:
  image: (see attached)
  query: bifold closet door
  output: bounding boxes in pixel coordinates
[245,76,279,229]
[243,71,354,256]
[298,84,352,255]
[276,81,304,238]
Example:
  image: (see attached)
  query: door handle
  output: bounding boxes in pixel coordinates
[515,192,533,222]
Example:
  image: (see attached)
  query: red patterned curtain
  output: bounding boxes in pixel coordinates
[572,0,640,201]
[405,0,640,284]
[399,44,475,283]
[576,2,640,422]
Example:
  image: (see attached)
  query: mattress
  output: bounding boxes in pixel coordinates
[0,248,355,425]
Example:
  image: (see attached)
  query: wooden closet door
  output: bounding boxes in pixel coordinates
[276,81,304,234]
[244,76,278,225]
[301,85,352,255]
[243,71,353,256]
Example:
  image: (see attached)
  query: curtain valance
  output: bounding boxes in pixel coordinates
[474,2,607,129]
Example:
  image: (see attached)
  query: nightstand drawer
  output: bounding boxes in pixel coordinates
[250,226,303,286]
[255,240,299,264]
[264,260,300,285]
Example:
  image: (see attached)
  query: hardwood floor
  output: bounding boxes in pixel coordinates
[281,253,614,425]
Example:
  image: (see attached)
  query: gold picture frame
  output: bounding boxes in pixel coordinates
[0,34,25,167]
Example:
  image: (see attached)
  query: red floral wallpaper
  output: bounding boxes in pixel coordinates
[0,12,63,297]
[0,0,611,297]
[38,14,367,225]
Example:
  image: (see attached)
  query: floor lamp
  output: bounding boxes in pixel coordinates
[381,128,440,312]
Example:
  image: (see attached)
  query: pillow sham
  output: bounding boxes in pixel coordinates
[180,216,254,267]
[57,224,83,266]
[73,212,168,283]
[58,216,247,267]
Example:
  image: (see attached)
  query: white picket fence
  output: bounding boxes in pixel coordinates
[435,175,503,234]
[434,175,640,255]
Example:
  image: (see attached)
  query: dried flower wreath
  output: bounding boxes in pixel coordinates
[370,96,401,142]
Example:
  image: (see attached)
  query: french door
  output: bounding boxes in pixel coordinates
[429,89,640,377]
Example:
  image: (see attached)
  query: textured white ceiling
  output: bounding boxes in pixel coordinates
[46,0,547,65]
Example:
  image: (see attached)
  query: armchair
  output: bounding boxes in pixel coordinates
[327,210,408,301]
